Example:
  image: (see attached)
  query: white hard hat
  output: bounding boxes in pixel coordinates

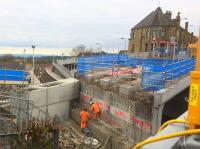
[90,102,94,105]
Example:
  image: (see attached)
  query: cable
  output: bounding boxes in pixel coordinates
[133,129,200,149]
[157,119,188,133]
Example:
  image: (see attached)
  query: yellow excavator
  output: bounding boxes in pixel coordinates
[133,28,200,149]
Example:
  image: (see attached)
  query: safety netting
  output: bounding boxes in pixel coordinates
[77,54,195,91]
[77,54,124,75]
[141,58,195,91]
[77,54,151,75]
[0,69,29,81]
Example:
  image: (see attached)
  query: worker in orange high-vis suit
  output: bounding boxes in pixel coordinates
[90,102,101,120]
[80,108,89,129]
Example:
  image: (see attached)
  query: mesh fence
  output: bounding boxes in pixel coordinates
[77,49,192,76]
[141,58,195,91]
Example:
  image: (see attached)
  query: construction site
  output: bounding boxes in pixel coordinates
[0,3,200,148]
[0,42,198,149]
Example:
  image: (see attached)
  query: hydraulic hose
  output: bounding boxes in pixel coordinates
[157,119,188,133]
[133,129,200,149]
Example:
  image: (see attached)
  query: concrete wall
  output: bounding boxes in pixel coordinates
[46,68,62,80]
[27,78,79,119]
[152,76,190,134]
[52,62,71,78]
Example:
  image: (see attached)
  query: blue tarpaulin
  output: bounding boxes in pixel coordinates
[0,69,29,81]
[76,54,195,91]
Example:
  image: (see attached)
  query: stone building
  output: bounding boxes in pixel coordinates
[128,7,196,53]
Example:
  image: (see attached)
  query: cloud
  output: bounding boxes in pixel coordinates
[0,0,199,49]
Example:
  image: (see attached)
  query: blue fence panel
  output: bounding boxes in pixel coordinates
[77,54,125,75]
[141,58,195,91]
[0,69,28,81]
[141,72,165,91]
[77,54,195,91]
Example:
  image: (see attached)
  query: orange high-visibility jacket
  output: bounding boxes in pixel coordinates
[91,103,100,113]
[80,111,89,120]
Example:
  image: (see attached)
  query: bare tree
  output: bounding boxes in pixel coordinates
[70,44,86,56]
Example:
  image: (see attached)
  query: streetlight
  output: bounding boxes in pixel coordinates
[32,45,35,85]
[23,49,26,86]
[153,37,156,58]
[96,43,102,53]
[52,54,55,64]
[120,38,127,51]
[23,49,26,64]
[61,52,64,61]
[181,17,187,20]
[188,24,195,33]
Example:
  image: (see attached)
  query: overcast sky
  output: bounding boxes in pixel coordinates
[0,0,199,50]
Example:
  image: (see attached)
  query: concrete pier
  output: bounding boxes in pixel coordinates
[152,76,190,134]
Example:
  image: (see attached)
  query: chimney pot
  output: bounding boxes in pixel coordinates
[185,22,189,31]
[165,10,172,19]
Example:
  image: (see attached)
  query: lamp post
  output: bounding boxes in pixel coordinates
[61,52,64,61]
[52,54,55,65]
[120,38,127,50]
[32,45,35,85]
[23,49,26,64]
[96,43,102,53]
[23,49,26,86]
[23,49,26,73]
[153,37,156,58]
[189,24,195,34]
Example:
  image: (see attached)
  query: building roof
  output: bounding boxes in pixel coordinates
[132,7,175,30]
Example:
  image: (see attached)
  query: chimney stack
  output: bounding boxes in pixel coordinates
[175,12,181,26]
[165,11,172,19]
[185,22,189,31]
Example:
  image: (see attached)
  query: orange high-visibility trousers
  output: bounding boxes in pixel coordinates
[80,118,88,129]
[80,111,89,129]
[93,112,100,120]
[91,103,100,120]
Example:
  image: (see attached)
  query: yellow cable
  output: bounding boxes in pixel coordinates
[157,119,188,133]
[133,129,200,149]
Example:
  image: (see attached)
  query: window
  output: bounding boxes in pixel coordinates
[145,43,148,52]
[146,28,150,38]
[152,28,158,38]
[151,43,154,51]
[132,31,136,39]
[132,44,135,52]
[161,28,166,37]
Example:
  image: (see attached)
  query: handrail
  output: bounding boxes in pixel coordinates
[53,62,71,78]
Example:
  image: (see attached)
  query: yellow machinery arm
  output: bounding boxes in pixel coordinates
[196,30,200,71]
[188,28,200,129]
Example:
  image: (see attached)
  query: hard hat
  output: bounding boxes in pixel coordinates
[90,102,94,105]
